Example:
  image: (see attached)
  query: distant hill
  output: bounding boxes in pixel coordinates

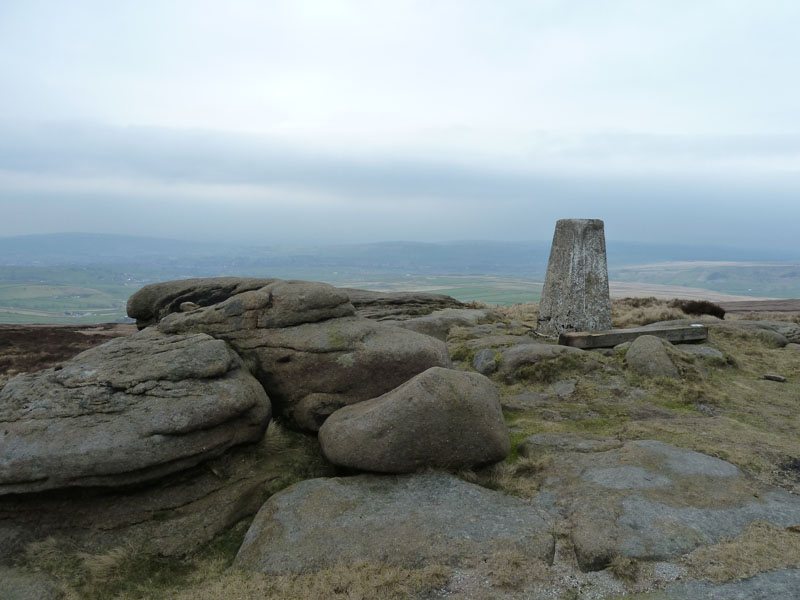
[0,234,798,324]
[1,233,795,276]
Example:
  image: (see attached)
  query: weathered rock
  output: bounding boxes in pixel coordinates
[661,569,800,600]
[234,472,554,574]
[739,320,800,344]
[536,219,611,336]
[126,277,276,328]
[625,335,680,379]
[472,348,498,374]
[527,438,800,571]
[386,308,497,341]
[0,328,270,494]
[318,367,509,473]
[0,433,294,564]
[341,288,464,320]
[0,567,63,600]
[652,319,799,347]
[561,324,708,348]
[749,328,790,347]
[764,373,787,382]
[675,344,725,360]
[548,378,576,397]
[787,342,800,352]
[157,281,450,430]
[156,279,356,334]
[497,343,584,377]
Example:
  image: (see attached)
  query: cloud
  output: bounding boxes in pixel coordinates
[1,121,799,251]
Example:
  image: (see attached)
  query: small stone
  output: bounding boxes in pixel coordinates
[472,348,497,374]
[764,373,787,382]
[675,344,724,360]
[548,378,576,397]
[625,335,680,379]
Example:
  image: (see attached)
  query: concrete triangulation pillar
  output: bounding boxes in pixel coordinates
[535,219,611,337]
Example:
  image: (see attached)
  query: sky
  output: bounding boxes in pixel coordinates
[1,0,799,251]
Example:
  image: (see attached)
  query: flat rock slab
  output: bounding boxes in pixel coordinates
[235,472,554,574]
[559,324,708,349]
[530,438,800,571]
[661,568,800,599]
[675,344,725,360]
[383,308,496,341]
[0,328,270,494]
[519,433,623,456]
[319,367,509,473]
[341,288,464,320]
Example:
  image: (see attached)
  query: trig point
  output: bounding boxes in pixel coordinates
[536,218,611,336]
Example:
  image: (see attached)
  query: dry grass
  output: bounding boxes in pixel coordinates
[165,561,450,600]
[727,311,800,324]
[612,297,692,328]
[458,455,553,498]
[493,302,539,326]
[608,555,639,582]
[471,550,550,590]
[683,521,800,583]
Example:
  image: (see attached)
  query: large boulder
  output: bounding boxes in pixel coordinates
[0,431,298,563]
[0,328,271,494]
[625,335,680,379]
[234,472,554,574]
[318,367,509,472]
[156,280,451,430]
[127,277,276,329]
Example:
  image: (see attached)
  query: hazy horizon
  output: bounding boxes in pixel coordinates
[3,2,800,250]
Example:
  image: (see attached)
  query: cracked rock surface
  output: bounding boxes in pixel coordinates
[0,327,271,494]
[156,280,451,430]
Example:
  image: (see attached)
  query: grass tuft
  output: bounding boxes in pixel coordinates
[683,521,800,583]
[608,554,639,582]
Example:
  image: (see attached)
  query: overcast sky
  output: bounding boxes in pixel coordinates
[1,1,799,250]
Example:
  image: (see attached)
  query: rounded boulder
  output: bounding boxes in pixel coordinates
[318,367,509,473]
